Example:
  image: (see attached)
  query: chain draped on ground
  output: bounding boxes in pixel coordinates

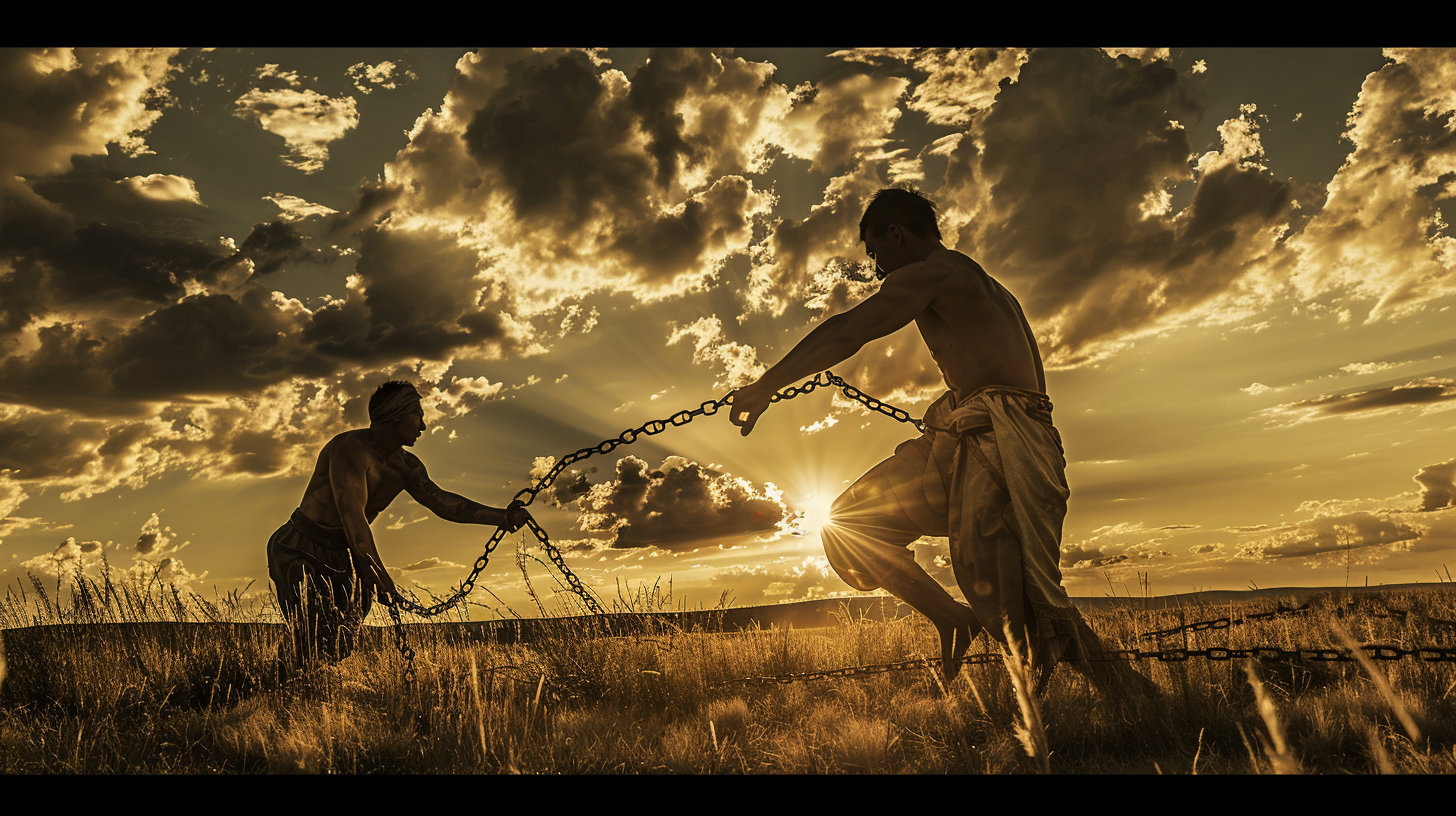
[380,371,925,682]
[707,643,1456,688]
[370,371,1456,686]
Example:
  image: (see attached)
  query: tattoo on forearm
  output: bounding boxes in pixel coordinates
[416,478,494,523]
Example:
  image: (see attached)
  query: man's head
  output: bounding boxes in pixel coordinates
[859,188,943,279]
[369,380,425,446]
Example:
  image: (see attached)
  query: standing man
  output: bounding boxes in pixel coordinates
[268,380,529,675]
[730,189,1148,695]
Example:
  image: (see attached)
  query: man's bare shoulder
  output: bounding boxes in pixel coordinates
[885,249,985,295]
[320,429,371,455]
[928,248,985,275]
[315,430,382,472]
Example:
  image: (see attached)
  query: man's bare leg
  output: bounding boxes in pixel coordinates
[875,563,982,682]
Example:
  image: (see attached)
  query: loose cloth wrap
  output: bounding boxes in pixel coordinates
[821,385,1079,649]
[267,509,374,666]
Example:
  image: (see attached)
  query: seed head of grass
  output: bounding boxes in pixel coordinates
[1244,659,1301,774]
[1001,622,1049,773]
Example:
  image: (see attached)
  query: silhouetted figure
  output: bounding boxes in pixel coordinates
[731,189,1155,700]
[267,380,528,678]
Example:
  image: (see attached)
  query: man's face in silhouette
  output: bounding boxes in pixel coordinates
[391,403,426,447]
[863,224,909,280]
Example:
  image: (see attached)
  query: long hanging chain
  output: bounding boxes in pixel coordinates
[381,370,928,682]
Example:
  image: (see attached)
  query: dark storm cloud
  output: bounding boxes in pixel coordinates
[56,222,224,304]
[1415,459,1456,512]
[627,48,731,189]
[227,221,318,277]
[28,159,204,227]
[462,49,652,227]
[0,322,118,413]
[303,225,513,363]
[378,47,778,310]
[0,49,177,178]
[610,175,759,283]
[540,467,596,509]
[941,48,1301,364]
[1259,377,1456,424]
[568,455,789,550]
[0,288,333,411]
[0,410,113,480]
[1237,511,1423,561]
[0,166,228,333]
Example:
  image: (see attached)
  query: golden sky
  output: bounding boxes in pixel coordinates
[1,48,1453,618]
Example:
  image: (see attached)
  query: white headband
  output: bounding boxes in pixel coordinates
[369,388,422,424]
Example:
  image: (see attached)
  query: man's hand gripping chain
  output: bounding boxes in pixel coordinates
[380,371,923,679]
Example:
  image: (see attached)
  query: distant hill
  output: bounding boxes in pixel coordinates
[1065,582,1456,613]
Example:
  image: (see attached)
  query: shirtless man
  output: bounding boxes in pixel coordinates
[731,189,1149,695]
[267,380,529,673]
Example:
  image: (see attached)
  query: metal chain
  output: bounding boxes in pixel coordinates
[1139,597,1456,642]
[378,370,926,681]
[711,643,1456,687]
[1138,602,1312,641]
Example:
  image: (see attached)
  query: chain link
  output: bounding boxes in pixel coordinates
[377,370,926,681]
[710,643,1456,687]
[1138,602,1311,641]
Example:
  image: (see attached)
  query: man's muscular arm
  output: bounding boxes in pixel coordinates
[405,456,529,531]
[329,440,398,600]
[729,261,943,436]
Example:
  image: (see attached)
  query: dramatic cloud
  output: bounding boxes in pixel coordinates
[565,455,790,550]
[233,86,359,173]
[1257,377,1456,425]
[942,48,1301,366]
[711,555,842,604]
[833,48,1027,127]
[377,48,779,317]
[348,61,417,94]
[18,536,108,582]
[265,193,338,223]
[0,48,179,178]
[667,316,766,390]
[397,557,466,573]
[1061,521,1181,570]
[1287,48,1456,320]
[12,511,204,590]
[0,473,38,543]
[1236,510,1424,562]
[1415,459,1456,512]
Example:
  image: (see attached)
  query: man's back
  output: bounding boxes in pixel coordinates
[900,249,1046,400]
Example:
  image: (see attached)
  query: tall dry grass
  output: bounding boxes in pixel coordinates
[3,568,1456,774]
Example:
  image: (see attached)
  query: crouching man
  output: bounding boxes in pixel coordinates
[268,380,528,675]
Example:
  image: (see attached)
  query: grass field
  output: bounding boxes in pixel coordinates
[2,568,1455,774]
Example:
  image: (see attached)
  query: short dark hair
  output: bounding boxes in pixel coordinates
[859,187,942,242]
[369,380,419,414]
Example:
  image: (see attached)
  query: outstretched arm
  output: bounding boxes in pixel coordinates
[405,457,529,531]
[729,264,940,436]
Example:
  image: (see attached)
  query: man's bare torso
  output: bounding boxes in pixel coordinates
[297,430,425,528]
[910,249,1045,401]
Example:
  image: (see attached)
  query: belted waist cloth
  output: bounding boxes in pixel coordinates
[284,508,350,548]
[271,509,355,577]
[930,386,1077,644]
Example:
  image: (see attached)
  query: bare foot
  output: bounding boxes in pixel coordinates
[939,621,975,682]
